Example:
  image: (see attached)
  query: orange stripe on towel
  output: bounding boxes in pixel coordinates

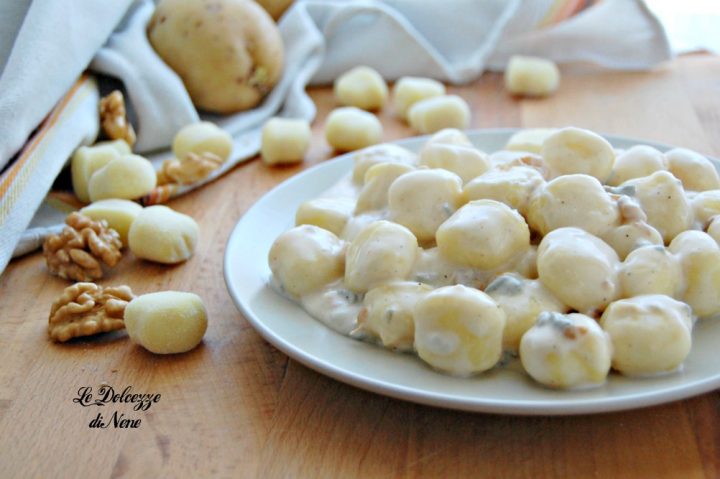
[0,74,90,198]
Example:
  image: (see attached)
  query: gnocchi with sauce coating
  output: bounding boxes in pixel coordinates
[419,143,490,183]
[537,227,620,313]
[520,312,612,389]
[345,221,418,292]
[388,169,463,242]
[436,200,530,270]
[352,144,417,184]
[267,130,720,391]
[600,295,692,376]
[619,245,682,298]
[542,127,615,182]
[414,285,505,376]
[528,174,619,237]
[358,282,433,351]
[620,170,693,243]
[355,162,414,213]
[607,145,666,186]
[296,197,355,236]
[666,148,720,192]
[268,225,345,297]
[486,274,567,352]
[463,166,544,216]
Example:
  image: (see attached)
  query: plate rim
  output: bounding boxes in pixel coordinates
[223,128,720,415]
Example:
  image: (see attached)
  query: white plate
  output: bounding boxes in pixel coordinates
[224,129,720,415]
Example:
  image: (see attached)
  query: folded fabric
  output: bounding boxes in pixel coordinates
[0,0,671,275]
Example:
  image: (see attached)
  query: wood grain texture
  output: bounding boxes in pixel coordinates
[1,55,720,478]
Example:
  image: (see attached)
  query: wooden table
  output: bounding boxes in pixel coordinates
[1,54,719,478]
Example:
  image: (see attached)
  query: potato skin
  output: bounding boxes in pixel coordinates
[148,0,284,113]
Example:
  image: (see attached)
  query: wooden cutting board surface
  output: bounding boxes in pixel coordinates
[1,54,719,478]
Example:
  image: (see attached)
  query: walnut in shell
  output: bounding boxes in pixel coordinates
[49,282,135,342]
[43,213,123,282]
[100,90,136,147]
[157,152,223,185]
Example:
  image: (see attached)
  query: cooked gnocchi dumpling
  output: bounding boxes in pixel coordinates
[267,128,719,389]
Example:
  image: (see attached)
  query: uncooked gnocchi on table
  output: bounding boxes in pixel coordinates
[268,126,720,389]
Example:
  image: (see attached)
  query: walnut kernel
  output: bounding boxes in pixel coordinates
[43,213,123,281]
[100,90,136,147]
[157,152,223,185]
[49,282,135,342]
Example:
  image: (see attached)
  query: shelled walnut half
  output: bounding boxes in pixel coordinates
[100,90,136,147]
[43,213,123,282]
[49,282,135,342]
[156,152,223,185]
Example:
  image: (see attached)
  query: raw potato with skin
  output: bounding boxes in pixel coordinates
[148,0,284,113]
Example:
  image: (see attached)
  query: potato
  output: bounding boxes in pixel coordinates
[148,0,284,113]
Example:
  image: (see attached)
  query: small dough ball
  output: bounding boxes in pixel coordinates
[669,231,720,317]
[520,312,612,389]
[418,143,490,183]
[414,285,505,376]
[125,291,208,354]
[172,121,233,161]
[422,128,472,148]
[147,0,284,113]
[408,95,471,134]
[325,107,382,152]
[345,221,418,292]
[691,190,720,228]
[268,225,344,297]
[87,154,157,202]
[600,295,692,376]
[128,205,199,264]
[463,166,545,216]
[707,216,720,244]
[619,245,682,298]
[351,143,417,184]
[601,221,663,260]
[541,127,615,182]
[355,162,414,213]
[436,200,530,269]
[72,140,131,203]
[485,274,567,352]
[504,55,560,97]
[334,66,388,111]
[505,128,557,154]
[388,169,463,241]
[295,197,355,236]
[393,76,446,120]
[261,117,311,165]
[360,282,433,351]
[666,148,720,191]
[80,199,143,245]
[527,174,619,237]
[668,230,718,256]
[607,145,666,186]
[621,171,693,243]
[537,227,620,313]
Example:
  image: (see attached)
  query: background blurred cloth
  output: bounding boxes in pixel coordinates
[0,0,670,274]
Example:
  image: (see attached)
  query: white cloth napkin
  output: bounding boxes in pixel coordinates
[0,0,671,275]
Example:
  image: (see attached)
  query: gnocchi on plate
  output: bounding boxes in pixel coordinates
[268,127,719,389]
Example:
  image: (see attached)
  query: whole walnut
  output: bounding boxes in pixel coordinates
[147,0,284,113]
